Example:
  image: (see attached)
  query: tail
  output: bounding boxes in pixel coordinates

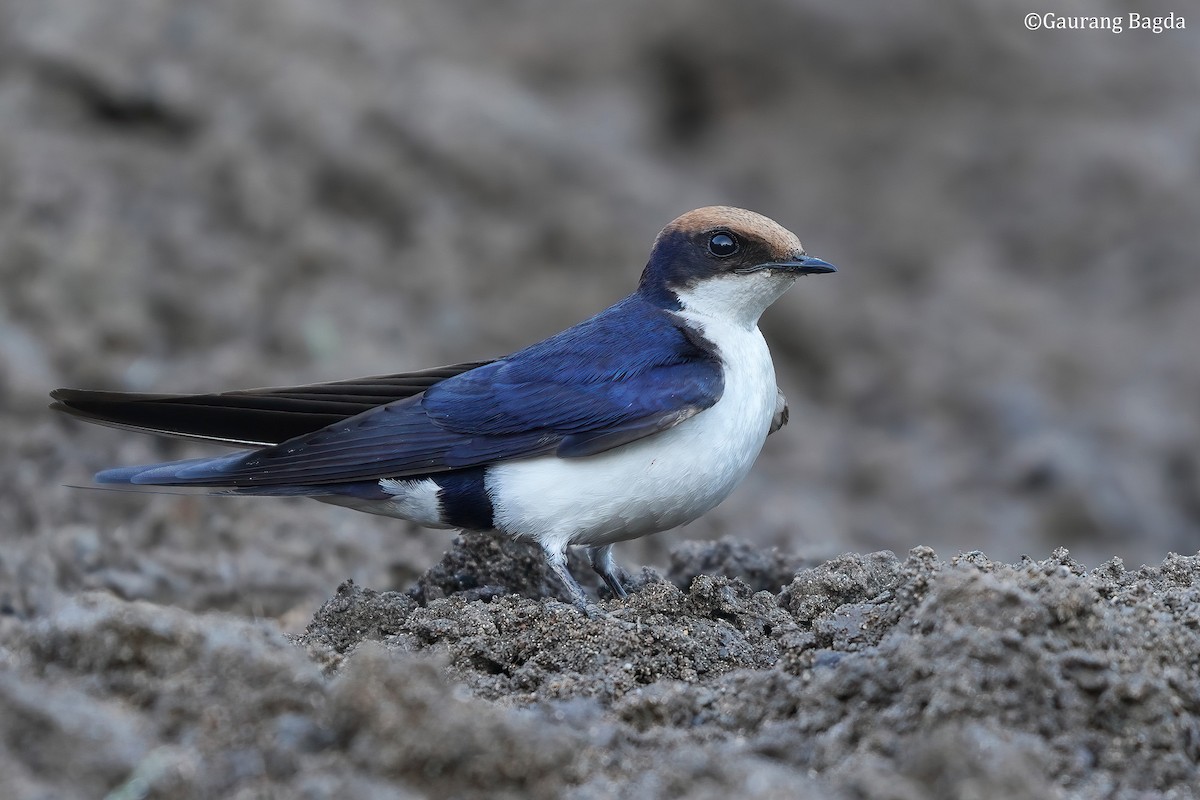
[92,452,388,499]
[95,451,254,486]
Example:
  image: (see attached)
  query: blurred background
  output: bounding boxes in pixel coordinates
[1,0,1197,622]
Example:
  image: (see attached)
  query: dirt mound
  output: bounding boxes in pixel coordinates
[4,536,1198,798]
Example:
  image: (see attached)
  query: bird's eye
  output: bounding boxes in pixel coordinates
[708,232,739,257]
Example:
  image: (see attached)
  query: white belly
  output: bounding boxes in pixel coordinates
[486,318,778,551]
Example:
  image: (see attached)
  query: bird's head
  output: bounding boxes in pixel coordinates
[638,206,836,328]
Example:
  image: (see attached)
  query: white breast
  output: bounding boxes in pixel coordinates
[486,307,779,553]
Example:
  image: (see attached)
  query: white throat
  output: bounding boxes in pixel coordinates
[672,272,798,330]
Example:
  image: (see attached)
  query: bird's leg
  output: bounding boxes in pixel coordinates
[587,544,629,599]
[542,544,591,609]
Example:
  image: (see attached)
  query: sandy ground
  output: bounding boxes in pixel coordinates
[1,0,1198,796]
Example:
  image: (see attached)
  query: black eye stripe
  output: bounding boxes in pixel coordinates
[708,232,739,257]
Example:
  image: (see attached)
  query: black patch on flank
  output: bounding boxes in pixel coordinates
[436,467,494,531]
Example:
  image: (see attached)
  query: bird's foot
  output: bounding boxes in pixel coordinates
[586,544,630,599]
[543,545,636,628]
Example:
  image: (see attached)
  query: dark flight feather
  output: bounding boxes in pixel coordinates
[49,361,492,447]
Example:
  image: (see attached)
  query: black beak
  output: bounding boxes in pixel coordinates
[771,255,837,275]
[740,255,837,275]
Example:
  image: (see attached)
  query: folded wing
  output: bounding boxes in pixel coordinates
[69,297,725,489]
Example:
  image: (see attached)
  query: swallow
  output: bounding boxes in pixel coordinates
[51,206,836,608]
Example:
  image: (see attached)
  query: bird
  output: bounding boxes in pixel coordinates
[51,206,836,608]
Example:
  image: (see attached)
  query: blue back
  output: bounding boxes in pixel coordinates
[111,294,725,487]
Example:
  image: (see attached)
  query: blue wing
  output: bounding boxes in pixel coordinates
[101,296,723,488]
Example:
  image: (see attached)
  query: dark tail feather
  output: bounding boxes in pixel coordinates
[95,452,252,485]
